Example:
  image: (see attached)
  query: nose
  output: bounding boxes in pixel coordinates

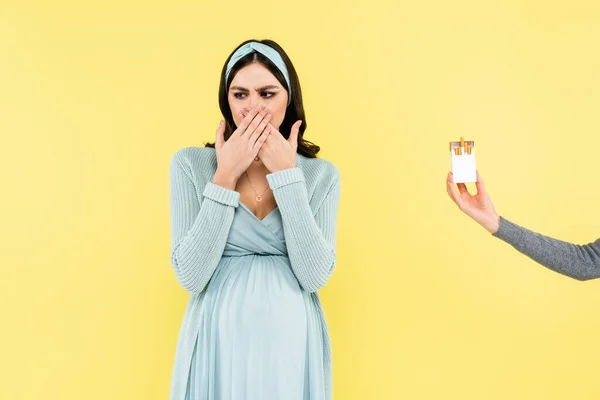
[248,93,267,110]
[249,103,267,111]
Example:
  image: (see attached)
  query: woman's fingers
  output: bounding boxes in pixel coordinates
[248,112,272,146]
[456,183,469,195]
[447,172,477,213]
[287,120,302,149]
[233,106,263,138]
[253,125,271,152]
[215,120,225,150]
[242,107,269,138]
[475,170,487,196]
[447,173,462,206]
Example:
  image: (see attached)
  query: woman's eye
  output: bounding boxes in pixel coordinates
[261,92,275,98]
[233,93,247,99]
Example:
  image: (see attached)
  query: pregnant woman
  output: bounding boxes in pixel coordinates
[168,39,341,400]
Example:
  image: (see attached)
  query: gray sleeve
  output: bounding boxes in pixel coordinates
[493,217,600,281]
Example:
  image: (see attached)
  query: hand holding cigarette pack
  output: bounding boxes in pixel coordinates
[449,137,476,183]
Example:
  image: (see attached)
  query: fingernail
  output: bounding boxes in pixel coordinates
[266,114,272,119]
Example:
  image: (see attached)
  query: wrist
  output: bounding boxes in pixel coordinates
[277,165,295,172]
[212,170,237,190]
[276,162,296,172]
[483,213,500,234]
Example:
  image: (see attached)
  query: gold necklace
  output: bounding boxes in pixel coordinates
[244,171,271,202]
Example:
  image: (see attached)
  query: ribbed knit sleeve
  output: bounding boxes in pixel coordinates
[266,166,341,292]
[169,152,240,293]
[493,216,600,281]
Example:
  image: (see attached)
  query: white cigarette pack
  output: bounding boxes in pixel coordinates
[450,138,476,183]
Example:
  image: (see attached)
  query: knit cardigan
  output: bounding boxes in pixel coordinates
[168,146,341,399]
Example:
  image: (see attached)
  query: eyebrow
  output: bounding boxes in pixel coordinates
[230,85,281,92]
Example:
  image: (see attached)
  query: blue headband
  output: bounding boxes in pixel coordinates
[225,42,292,104]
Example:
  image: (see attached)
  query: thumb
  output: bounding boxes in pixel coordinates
[475,170,487,195]
[288,120,302,147]
[215,121,225,150]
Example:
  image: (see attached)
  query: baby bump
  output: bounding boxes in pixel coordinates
[206,255,308,346]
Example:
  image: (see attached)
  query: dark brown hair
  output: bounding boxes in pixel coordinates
[204,39,320,158]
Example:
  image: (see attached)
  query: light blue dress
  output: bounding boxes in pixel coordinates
[169,148,340,400]
[184,203,326,399]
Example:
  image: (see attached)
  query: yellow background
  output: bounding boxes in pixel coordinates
[1,0,599,399]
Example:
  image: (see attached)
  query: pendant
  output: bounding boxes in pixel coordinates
[256,196,262,202]
[254,156,260,161]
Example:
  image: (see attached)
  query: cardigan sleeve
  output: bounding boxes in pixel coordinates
[493,216,600,281]
[169,152,240,293]
[266,166,341,292]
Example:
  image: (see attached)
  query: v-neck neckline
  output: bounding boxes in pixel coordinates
[238,201,279,223]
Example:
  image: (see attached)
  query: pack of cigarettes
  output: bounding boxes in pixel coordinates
[449,137,476,183]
